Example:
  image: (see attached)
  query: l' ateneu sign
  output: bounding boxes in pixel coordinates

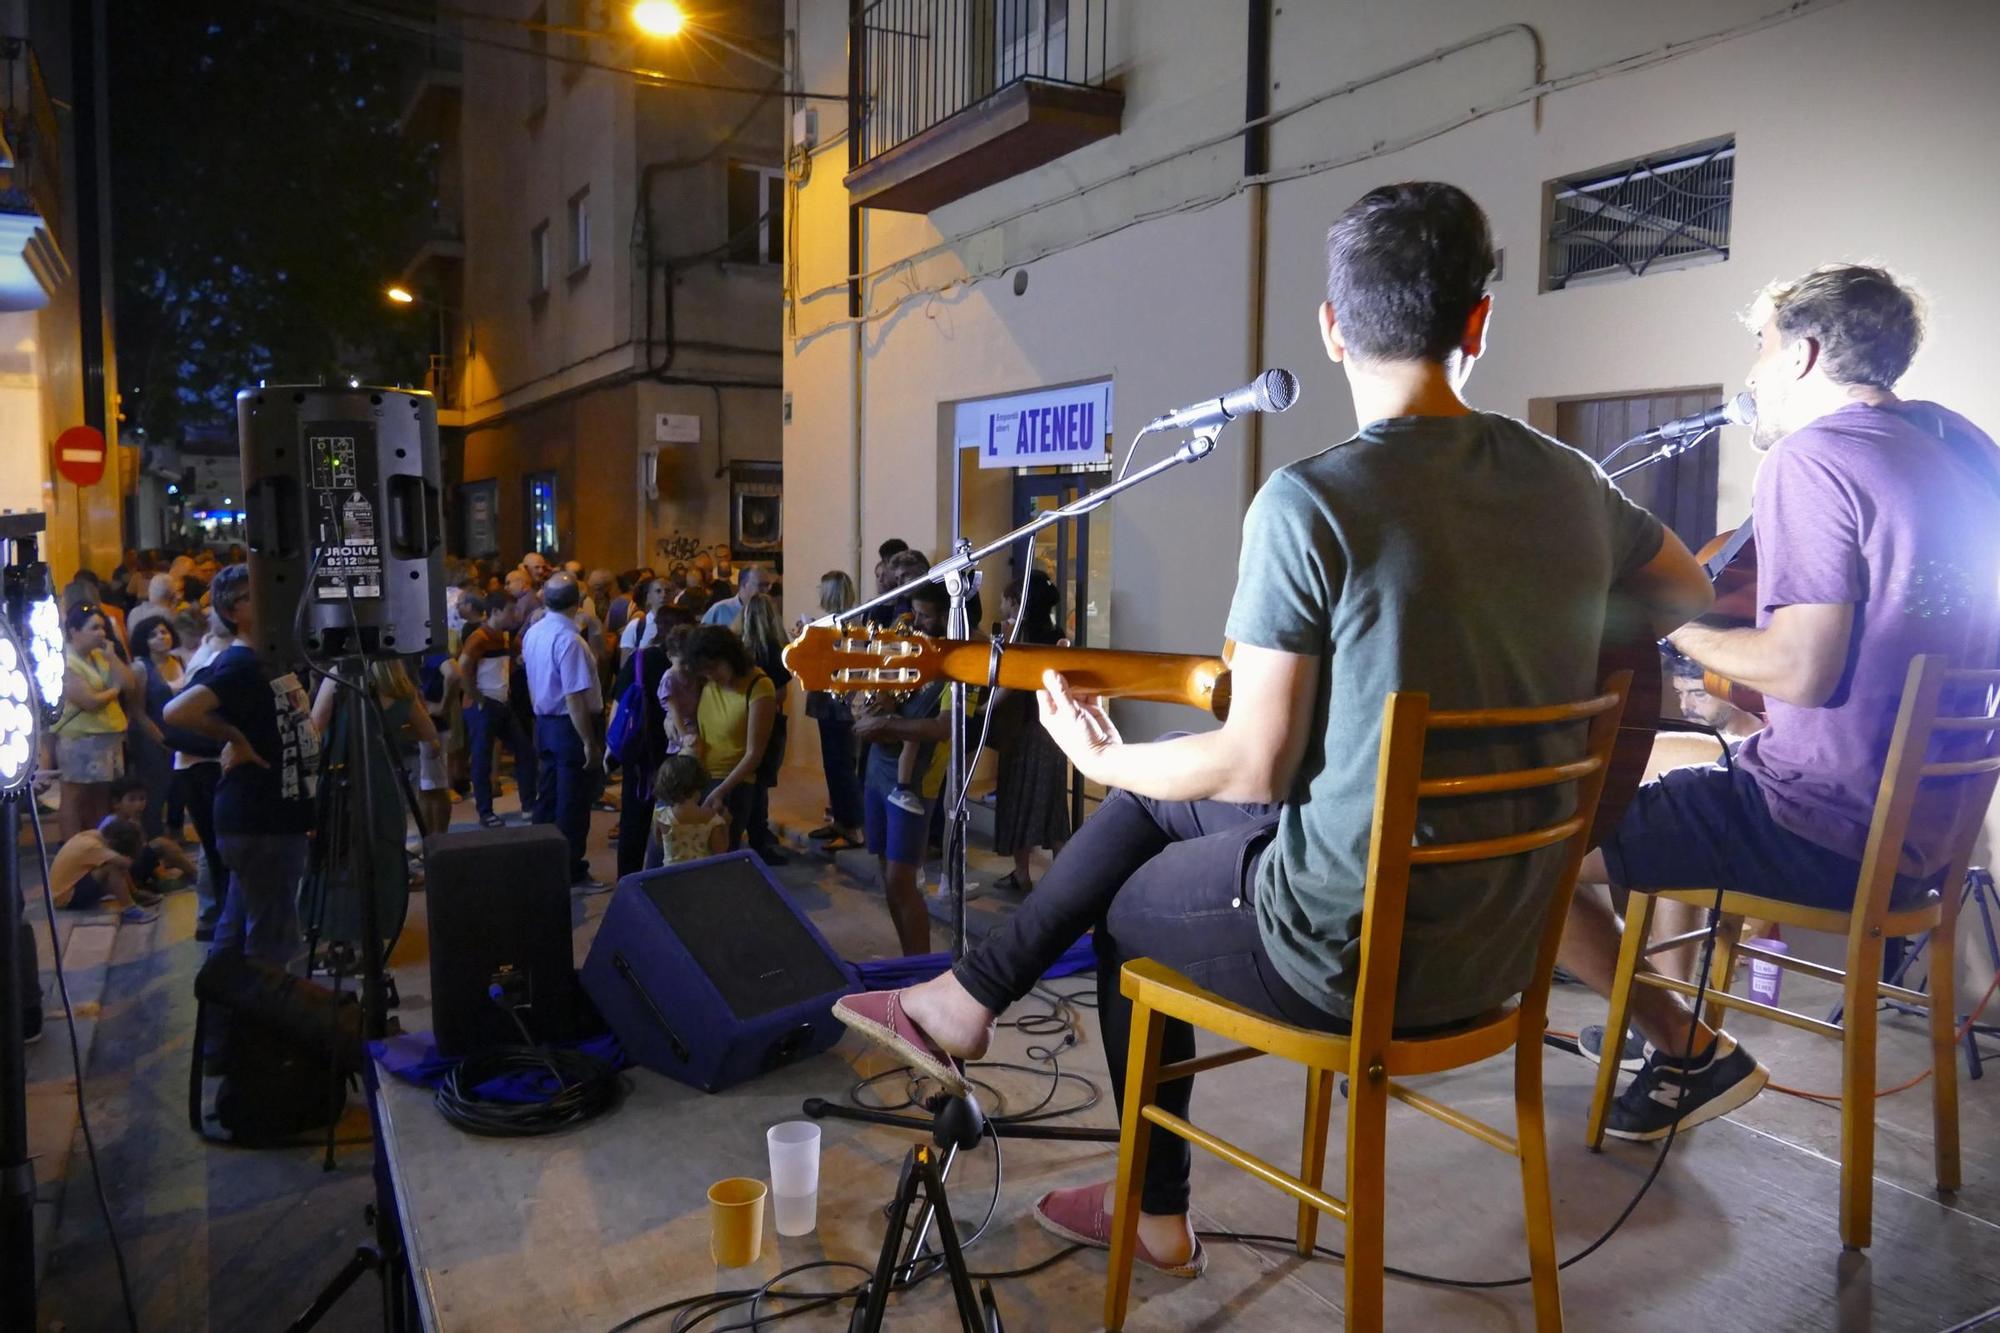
[956,379,1113,470]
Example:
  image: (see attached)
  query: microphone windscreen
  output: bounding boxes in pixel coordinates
[1256,368,1300,414]
[1727,391,1756,427]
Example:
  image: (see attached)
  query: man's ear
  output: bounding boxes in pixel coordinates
[1788,333,1820,382]
[1318,301,1346,363]
[1461,293,1493,361]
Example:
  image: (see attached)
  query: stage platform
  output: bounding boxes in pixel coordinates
[31,771,2000,1330]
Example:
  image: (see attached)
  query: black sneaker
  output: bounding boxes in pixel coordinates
[23,1009,41,1045]
[479,813,505,829]
[1604,1033,1769,1142]
[1578,1024,1650,1074]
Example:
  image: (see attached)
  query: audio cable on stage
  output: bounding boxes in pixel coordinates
[433,991,623,1138]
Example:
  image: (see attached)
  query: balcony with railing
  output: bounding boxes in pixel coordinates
[844,0,1121,213]
[0,37,68,309]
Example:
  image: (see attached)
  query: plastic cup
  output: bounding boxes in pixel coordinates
[1747,937,1788,1006]
[708,1177,767,1267]
[766,1120,822,1236]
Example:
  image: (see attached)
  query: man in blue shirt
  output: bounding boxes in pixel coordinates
[521,572,604,888]
[700,564,770,628]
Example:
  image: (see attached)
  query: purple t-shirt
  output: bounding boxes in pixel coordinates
[1735,401,2000,874]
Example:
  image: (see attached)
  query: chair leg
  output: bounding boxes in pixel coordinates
[1297,1065,1337,1257]
[1587,891,1657,1149]
[1344,1060,1390,1333]
[1839,950,1881,1250]
[1515,1037,1564,1331]
[1702,913,1744,1035]
[1104,999,1166,1333]
[1929,912,1962,1194]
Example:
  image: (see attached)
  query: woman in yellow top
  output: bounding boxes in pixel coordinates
[54,602,136,842]
[682,625,776,854]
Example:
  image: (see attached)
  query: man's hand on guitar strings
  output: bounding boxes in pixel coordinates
[1038,668,1122,778]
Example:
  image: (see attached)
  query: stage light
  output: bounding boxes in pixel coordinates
[632,1,686,38]
[0,623,37,793]
[386,285,415,304]
[167,484,179,495]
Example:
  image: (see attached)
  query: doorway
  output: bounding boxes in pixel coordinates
[1550,386,1724,551]
[1011,469,1099,826]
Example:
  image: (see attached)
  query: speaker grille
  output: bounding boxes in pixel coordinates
[642,859,849,1019]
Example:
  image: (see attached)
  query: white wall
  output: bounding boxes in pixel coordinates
[788,0,2000,701]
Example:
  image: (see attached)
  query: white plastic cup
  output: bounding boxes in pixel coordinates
[1747,937,1788,1006]
[766,1120,822,1237]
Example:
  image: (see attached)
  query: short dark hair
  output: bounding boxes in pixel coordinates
[908,578,949,612]
[1750,264,1924,391]
[1324,182,1495,364]
[63,601,105,636]
[139,615,180,651]
[878,538,910,560]
[99,817,144,859]
[108,773,149,805]
[681,624,752,678]
[884,549,930,588]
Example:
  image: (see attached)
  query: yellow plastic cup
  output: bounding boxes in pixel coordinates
[708,1177,767,1267]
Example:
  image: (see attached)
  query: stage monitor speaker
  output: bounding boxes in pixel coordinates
[579,851,857,1093]
[427,825,582,1058]
[238,383,446,665]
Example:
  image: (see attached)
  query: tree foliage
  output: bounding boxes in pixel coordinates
[108,1,433,443]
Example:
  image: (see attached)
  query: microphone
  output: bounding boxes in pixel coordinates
[1631,392,1755,444]
[1142,368,1300,436]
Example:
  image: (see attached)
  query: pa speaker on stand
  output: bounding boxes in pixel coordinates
[238,384,446,665]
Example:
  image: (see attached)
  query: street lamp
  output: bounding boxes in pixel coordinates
[385,285,416,304]
[384,286,473,404]
[631,2,687,38]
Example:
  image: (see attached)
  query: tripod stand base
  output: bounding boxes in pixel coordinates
[850,1145,1002,1333]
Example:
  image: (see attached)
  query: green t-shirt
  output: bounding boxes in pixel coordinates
[1224,412,1664,1027]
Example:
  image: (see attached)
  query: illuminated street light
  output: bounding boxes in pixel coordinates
[385,285,416,304]
[632,2,687,38]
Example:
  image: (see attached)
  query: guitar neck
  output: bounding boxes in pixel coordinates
[930,641,1232,719]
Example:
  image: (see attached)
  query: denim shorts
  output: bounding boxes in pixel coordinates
[1600,759,1941,911]
[863,780,929,866]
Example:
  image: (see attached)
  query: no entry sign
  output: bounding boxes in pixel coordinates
[54,425,107,487]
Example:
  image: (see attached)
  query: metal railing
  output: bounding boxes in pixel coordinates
[1545,138,1735,290]
[851,0,1111,168]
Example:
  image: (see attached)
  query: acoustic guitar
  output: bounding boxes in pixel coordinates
[786,621,1654,849]
[1690,523,1766,716]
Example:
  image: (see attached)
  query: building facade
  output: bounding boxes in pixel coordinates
[399,1,785,578]
[0,0,123,579]
[784,0,2000,716]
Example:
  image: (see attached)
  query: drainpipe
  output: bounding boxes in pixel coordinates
[846,0,865,581]
[1241,0,1273,510]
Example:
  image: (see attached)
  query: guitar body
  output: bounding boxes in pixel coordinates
[1692,526,1767,717]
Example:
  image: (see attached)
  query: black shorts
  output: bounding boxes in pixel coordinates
[1600,759,1941,912]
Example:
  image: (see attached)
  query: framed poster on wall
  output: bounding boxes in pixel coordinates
[728,460,781,565]
[459,478,500,559]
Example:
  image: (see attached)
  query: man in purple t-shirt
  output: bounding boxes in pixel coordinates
[1562,264,2000,1142]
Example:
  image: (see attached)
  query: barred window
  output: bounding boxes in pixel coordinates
[1543,138,1734,291]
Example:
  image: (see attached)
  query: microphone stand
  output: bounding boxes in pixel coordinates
[809,424,1228,1332]
[1603,425,1719,482]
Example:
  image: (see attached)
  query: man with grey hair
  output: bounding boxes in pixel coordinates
[1562,263,2000,1143]
[126,573,179,646]
[700,563,771,629]
[521,570,605,888]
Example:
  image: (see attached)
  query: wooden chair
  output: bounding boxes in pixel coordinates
[1104,674,1632,1332]
[1586,654,2000,1250]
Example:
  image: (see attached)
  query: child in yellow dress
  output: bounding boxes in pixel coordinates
[649,751,730,866]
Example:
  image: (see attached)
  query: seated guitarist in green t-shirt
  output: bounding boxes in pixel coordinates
[835,182,1712,1277]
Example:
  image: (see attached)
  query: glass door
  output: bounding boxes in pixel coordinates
[1012,470,1099,825]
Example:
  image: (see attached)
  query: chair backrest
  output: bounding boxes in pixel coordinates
[1849,655,2000,941]
[1348,672,1632,1064]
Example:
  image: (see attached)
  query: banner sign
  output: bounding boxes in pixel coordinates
[956,380,1112,470]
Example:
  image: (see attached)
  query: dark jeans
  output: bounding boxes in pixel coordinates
[953,788,1342,1215]
[212,833,308,968]
[176,763,225,924]
[532,716,593,881]
[617,756,655,880]
[129,727,171,840]
[468,695,539,819]
[703,779,757,853]
[817,715,865,831]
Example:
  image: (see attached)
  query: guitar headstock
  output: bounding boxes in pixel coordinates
[783,624,944,696]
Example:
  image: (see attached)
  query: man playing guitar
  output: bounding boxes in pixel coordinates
[1561,265,2000,1140]
[835,182,1712,1275]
